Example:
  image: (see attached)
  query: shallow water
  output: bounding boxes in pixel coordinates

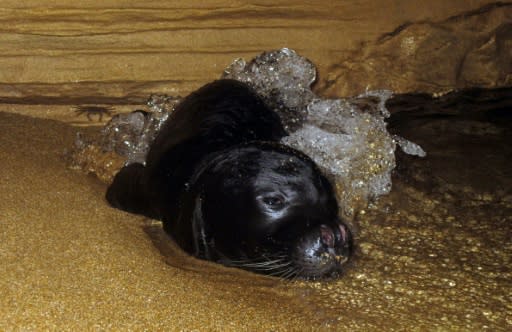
[1,88,511,330]
[296,89,512,330]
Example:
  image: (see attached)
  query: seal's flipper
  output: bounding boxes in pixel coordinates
[106,163,151,217]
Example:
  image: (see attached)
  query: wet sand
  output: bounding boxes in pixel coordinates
[2,91,511,330]
[0,111,323,330]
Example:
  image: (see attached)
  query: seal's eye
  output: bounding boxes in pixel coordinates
[261,195,285,209]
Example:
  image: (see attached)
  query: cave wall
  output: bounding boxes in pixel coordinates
[0,0,510,107]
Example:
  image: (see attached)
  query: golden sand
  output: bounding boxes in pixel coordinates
[0,112,323,330]
[2,102,511,330]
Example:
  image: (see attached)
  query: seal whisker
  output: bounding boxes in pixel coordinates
[225,253,288,265]
[266,261,299,278]
[227,256,293,272]
[222,253,299,276]
[273,266,299,279]
[228,258,287,267]
[249,259,288,267]
[268,268,290,277]
[288,267,305,282]
[285,267,301,279]
[247,263,293,272]
[241,264,291,271]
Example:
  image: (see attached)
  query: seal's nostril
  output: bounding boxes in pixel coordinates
[338,224,347,244]
[320,225,335,248]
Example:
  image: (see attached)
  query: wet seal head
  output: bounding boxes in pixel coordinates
[106,79,352,279]
[187,142,352,279]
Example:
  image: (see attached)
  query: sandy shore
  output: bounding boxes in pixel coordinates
[2,95,511,330]
[0,111,324,330]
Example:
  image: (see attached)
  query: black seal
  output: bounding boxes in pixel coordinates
[106,79,352,279]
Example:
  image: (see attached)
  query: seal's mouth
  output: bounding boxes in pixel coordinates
[320,223,351,253]
[321,223,352,267]
[320,224,335,247]
[289,221,352,279]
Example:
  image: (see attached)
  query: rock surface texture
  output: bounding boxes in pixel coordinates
[0,1,509,106]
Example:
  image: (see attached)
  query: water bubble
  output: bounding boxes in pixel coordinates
[96,48,425,215]
[222,48,426,215]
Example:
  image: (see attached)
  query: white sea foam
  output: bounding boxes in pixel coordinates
[223,48,424,216]
[101,48,425,216]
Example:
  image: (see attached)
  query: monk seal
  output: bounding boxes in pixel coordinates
[106,79,352,279]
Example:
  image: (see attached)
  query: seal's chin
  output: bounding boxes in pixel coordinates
[292,223,352,279]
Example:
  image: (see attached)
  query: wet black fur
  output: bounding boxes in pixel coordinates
[106,79,351,278]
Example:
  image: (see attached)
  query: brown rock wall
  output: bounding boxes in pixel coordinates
[0,1,505,106]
